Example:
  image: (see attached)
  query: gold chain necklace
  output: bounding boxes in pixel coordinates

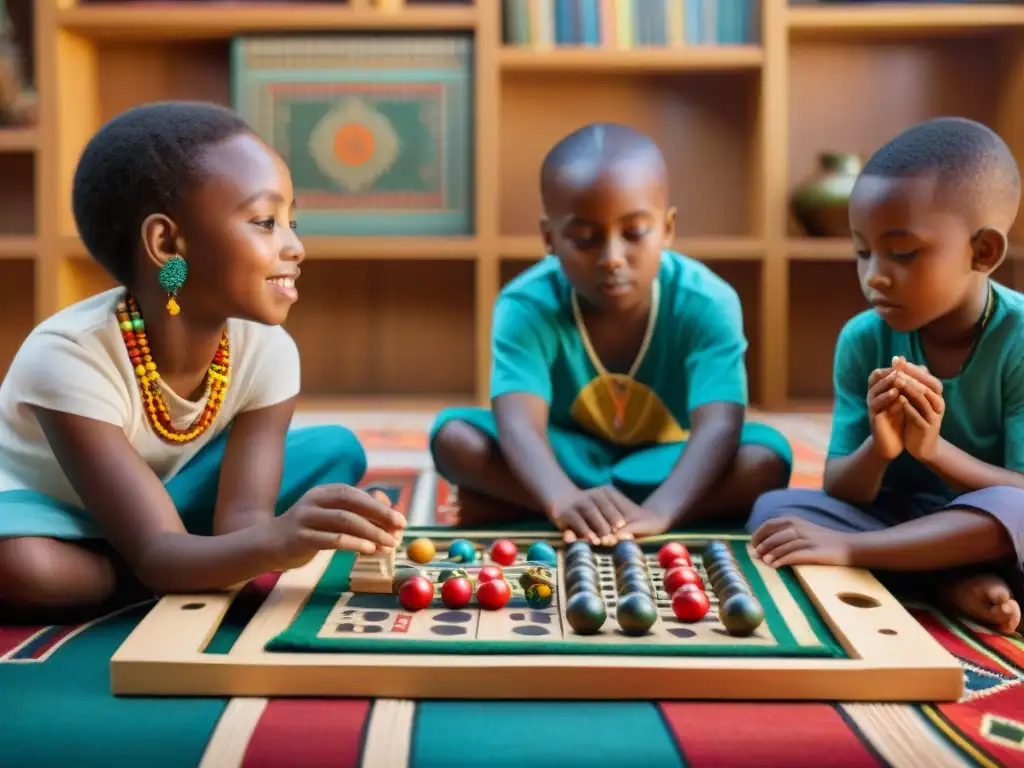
[571,281,660,431]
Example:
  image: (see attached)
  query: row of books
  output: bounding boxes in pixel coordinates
[503,0,760,48]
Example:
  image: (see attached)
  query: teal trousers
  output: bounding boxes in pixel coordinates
[431,407,793,504]
[0,425,368,540]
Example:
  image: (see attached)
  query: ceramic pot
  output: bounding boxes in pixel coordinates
[791,152,862,238]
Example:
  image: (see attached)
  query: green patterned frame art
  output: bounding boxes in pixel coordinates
[230,34,474,236]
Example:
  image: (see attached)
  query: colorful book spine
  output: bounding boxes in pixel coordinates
[502,0,759,48]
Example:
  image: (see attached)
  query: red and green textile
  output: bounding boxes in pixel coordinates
[4,441,1024,767]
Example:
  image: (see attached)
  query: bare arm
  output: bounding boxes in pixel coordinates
[35,407,281,593]
[823,436,893,504]
[847,508,1013,570]
[492,392,578,511]
[213,397,297,535]
[924,439,1024,494]
[644,401,742,523]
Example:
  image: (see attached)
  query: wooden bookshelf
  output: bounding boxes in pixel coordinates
[3,0,1023,408]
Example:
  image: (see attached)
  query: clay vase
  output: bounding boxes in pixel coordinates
[791,152,862,238]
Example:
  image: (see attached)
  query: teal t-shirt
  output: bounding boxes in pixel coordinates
[828,280,1024,501]
[490,250,748,447]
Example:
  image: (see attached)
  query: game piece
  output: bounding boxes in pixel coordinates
[391,565,427,594]
[704,540,730,557]
[477,565,503,583]
[519,566,555,590]
[350,545,399,594]
[617,564,649,584]
[565,591,607,634]
[477,578,512,610]
[489,538,518,566]
[657,542,689,569]
[612,539,642,565]
[618,578,653,597]
[663,565,701,595]
[718,581,752,602]
[566,564,598,585]
[566,540,592,559]
[672,586,711,622]
[719,593,765,636]
[407,537,436,564]
[439,567,470,582]
[441,576,473,609]
[116,531,968,704]
[567,580,600,597]
[524,582,553,608]
[616,592,658,636]
[448,538,477,563]
[527,541,557,566]
[398,575,434,611]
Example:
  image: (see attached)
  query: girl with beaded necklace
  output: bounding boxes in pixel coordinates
[0,102,405,616]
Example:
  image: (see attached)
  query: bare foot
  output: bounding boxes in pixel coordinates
[943,573,1022,635]
[439,486,540,528]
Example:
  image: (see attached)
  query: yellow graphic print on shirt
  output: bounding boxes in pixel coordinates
[569,279,690,447]
[570,375,689,446]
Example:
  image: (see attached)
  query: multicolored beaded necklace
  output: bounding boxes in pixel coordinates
[116,294,230,444]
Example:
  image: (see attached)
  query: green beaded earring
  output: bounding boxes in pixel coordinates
[158,255,187,316]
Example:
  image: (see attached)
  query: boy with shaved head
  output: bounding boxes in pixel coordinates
[430,122,792,544]
[749,117,1024,634]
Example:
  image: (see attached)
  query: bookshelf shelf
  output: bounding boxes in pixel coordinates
[498,45,764,71]
[55,3,479,40]
[0,128,38,153]
[0,236,37,258]
[788,4,1024,39]
[10,0,1024,406]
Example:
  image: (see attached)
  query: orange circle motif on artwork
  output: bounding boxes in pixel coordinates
[333,123,376,167]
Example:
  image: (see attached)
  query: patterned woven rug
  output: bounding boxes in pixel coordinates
[3,422,1024,767]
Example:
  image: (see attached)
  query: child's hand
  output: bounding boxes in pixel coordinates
[270,486,407,570]
[751,517,852,567]
[548,486,634,545]
[866,366,904,459]
[620,506,674,538]
[894,365,945,462]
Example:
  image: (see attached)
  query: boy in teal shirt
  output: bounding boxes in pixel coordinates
[430,123,792,544]
[749,117,1024,634]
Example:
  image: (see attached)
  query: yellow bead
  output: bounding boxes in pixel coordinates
[406,537,437,564]
[135,364,146,376]
[145,362,156,371]
[166,296,180,316]
[120,321,134,332]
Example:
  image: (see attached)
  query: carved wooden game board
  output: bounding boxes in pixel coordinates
[109,530,964,702]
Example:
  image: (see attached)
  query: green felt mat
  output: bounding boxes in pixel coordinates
[265,530,846,658]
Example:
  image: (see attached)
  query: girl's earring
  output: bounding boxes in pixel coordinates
[158,255,188,316]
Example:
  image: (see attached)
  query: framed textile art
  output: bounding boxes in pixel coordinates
[230,34,474,236]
